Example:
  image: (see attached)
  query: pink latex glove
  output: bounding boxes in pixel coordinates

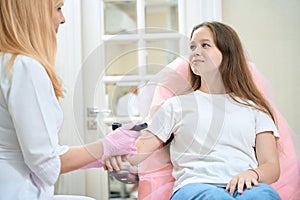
[80,160,103,169]
[101,122,142,161]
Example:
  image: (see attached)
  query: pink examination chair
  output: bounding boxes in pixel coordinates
[137,57,300,200]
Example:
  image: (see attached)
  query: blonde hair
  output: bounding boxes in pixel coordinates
[0,0,63,98]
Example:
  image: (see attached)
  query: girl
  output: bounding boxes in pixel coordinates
[129,21,281,200]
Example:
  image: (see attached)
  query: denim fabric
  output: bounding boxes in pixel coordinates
[170,183,281,200]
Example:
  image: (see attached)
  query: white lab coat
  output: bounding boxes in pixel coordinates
[0,54,68,199]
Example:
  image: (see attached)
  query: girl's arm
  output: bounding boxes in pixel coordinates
[255,131,280,183]
[104,130,168,172]
[226,131,280,195]
[127,130,164,166]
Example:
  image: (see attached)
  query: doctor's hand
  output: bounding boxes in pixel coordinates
[101,122,142,161]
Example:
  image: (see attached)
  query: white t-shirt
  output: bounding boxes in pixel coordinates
[0,54,68,199]
[147,90,279,192]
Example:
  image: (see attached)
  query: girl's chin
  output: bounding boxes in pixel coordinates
[191,67,202,76]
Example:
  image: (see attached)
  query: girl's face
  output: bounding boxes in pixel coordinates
[52,0,65,33]
[189,26,223,76]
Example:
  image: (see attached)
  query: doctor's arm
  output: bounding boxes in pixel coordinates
[59,144,103,173]
[60,123,141,173]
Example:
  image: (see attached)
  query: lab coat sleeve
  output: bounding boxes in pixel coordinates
[7,56,64,187]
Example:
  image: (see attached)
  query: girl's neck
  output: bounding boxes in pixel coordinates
[199,86,228,94]
[200,74,228,94]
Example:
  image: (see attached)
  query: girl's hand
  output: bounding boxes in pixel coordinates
[103,156,124,172]
[226,169,259,195]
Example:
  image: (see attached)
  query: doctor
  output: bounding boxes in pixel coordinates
[0,0,140,199]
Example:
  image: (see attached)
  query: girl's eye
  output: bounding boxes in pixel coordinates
[202,43,210,48]
[190,44,196,51]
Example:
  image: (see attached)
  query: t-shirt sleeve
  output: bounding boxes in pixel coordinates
[255,110,280,138]
[147,98,179,143]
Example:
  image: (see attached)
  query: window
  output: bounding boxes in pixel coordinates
[101,0,187,123]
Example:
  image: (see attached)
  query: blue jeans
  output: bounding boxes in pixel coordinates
[170,183,281,200]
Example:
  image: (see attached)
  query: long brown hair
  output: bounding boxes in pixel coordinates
[0,0,63,98]
[189,21,275,122]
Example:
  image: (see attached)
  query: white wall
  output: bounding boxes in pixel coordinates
[222,0,300,135]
